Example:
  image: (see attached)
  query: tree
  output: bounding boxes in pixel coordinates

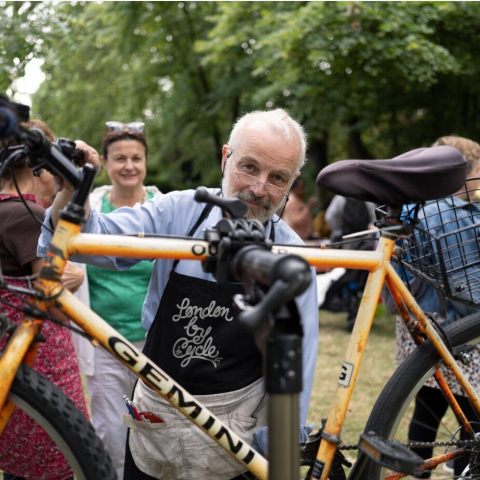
[0,1,59,92]
[32,2,227,190]
[3,1,480,200]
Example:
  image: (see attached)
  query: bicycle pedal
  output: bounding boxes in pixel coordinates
[300,429,352,468]
[358,432,424,476]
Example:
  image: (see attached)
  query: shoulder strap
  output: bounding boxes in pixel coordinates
[172,195,275,271]
[269,222,275,242]
[171,199,216,272]
[188,202,216,238]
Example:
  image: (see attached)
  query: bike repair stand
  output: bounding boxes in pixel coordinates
[265,301,303,480]
[233,266,304,480]
[195,188,310,480]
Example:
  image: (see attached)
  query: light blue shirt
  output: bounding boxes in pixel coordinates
[38,188,319,428]
[384,196,480,323]
[413,196,480,321]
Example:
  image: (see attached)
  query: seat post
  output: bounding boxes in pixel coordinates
[386,206,404,222]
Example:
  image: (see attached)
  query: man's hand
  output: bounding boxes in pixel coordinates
[61,261,85,293]
[51,140,100,227]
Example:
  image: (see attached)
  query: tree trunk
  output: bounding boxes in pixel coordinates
[348,116,373,159]
[309,130,329,210]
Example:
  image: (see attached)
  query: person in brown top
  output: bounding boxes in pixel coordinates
[0,119,88,480]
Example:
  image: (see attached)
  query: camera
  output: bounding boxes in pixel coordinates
[0,95,30,140]
[0,95,30,123]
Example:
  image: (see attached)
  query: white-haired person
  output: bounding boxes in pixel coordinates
[38,109,319,480]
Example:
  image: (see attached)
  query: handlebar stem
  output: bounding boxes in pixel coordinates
[60,164,97,225]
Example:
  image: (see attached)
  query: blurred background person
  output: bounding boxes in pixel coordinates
[325,194,376,245]
[282,178,316,240]
[317,195,376,331]
[0,120,88,480]
[70,123,161,480]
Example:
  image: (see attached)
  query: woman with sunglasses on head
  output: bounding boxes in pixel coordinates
[71,122,161,480]
[0,120,88,480]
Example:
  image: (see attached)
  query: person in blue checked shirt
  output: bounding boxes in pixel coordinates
[38,109,319,480]
[384,135,480,478]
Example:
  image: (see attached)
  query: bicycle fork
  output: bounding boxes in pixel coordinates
[0,316,43,433]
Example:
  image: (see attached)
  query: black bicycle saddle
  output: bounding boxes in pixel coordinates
[316,146,467,206]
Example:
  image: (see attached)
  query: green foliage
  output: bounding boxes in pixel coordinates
[0,1,59,91]
[32,1,225,190]
[3,1,480,195]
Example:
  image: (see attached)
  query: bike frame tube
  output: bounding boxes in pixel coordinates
[385,449,466,480]
[68,233,213,261]
[313,237,393,480]
[0,318,42,432]
[384,274,476,439]
[273,245,382,271]
[66,233,382,270]
[386,262,480,414]
[0,335,40,433]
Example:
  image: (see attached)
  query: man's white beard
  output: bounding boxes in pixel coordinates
[221,172,286,224]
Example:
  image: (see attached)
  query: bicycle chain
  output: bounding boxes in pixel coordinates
[338,438,480,451]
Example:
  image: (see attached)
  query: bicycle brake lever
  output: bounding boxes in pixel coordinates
[234,253,312,331]
[236,280,291,331]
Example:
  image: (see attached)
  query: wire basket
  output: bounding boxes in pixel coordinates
[393,178,480,308]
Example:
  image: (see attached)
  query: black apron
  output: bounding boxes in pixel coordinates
[125,204,273,480]
[142,203,274,395]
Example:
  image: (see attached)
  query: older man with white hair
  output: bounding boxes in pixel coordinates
[39,109,318,480]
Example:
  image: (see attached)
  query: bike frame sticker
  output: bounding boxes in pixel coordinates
[311,458,325,479]
[338,361,354,387]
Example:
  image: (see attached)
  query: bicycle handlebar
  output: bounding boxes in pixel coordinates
[232,246,311,292]
[195,187,248,219]
[0,106,83,188]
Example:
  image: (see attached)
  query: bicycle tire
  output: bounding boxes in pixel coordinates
[360,312,480,479]
[3,362,116,480]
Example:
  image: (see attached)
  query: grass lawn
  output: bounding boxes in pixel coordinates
[308,306,397,464]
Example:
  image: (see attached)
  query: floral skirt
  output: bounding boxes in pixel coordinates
[0,277,89,479]
[396,315,480,396]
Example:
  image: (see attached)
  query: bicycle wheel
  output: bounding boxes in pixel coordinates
[2,362,116,480]
[361,312,480,479]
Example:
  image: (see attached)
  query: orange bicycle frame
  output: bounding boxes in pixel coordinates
[1,219,479,480]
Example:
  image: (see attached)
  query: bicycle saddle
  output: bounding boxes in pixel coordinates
[316,146,467,206]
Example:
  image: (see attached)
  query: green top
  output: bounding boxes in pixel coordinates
[86,190,154,342]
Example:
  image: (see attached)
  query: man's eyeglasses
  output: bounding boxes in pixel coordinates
[234,170,288,197]
[227,148,290,197]
[105,121,145,134]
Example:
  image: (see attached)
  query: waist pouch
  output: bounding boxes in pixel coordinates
[124,377,267,480]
